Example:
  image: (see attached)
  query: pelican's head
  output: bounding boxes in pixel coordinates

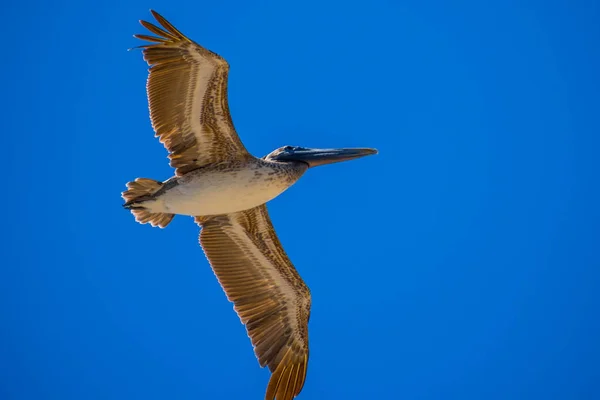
[264,145,378,168]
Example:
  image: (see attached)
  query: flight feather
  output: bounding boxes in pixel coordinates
[134,10,249,176]
[196,205,311,400]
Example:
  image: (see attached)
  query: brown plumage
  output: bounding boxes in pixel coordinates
[126,10,377,399]
[196,205,310,400]
[135,10,250,176]
[122,178,174,227]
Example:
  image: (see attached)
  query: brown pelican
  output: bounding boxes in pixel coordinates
[122,10,377,400]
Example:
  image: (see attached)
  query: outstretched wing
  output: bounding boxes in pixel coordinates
[196,205,311,400]
[135,10,249,176]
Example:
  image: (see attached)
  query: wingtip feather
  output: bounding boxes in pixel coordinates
[264,350,307,400]
[150,10,189,42]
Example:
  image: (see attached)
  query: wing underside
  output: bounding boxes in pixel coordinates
[135,10,249,175]
[196,205,311,400]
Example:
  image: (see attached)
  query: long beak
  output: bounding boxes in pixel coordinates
[277,147,378,168]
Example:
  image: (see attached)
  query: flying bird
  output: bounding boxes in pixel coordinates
[122,10,377,400]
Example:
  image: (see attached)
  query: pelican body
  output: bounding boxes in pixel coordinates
[125,146,376,218]
[122,11,377,400]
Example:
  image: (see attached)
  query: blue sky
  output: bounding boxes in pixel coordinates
[3,0,599,399]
